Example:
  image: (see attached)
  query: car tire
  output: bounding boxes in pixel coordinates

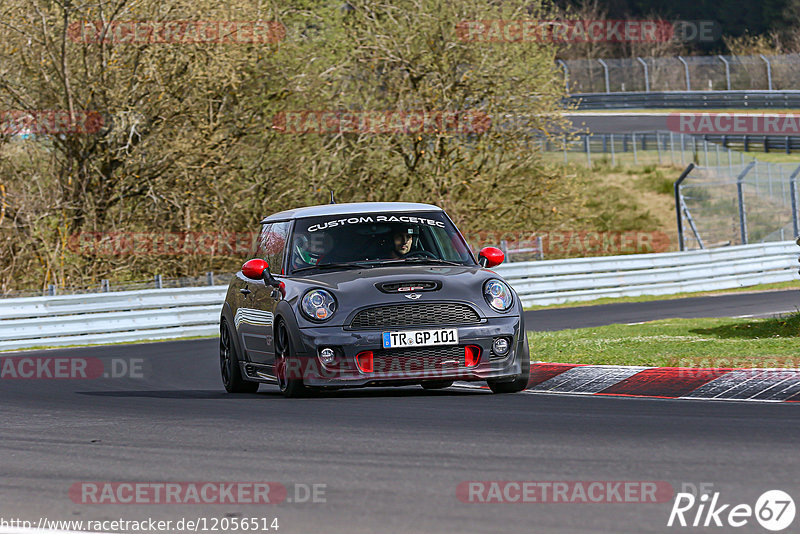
[421,380,454,390]
[220,318,259,394]
[274,320,310,398]
[487,344,530,394]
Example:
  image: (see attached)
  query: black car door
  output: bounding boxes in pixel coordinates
[236,221,290,366]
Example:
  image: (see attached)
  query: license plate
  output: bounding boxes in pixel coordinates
[382,328,458,349]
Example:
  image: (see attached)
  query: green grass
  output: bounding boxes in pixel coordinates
[524,280,800,311]
[527,313,800,368]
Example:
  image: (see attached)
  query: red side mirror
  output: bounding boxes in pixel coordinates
[478,247,504,268]
[242,259,269,280]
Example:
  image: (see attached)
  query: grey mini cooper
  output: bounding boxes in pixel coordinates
[219,202,530,397]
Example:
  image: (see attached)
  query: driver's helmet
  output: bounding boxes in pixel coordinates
[293,233,332,266]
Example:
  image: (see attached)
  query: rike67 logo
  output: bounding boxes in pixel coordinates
[668,488,796,531]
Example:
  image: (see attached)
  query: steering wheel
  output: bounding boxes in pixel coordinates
[404,250,437,259]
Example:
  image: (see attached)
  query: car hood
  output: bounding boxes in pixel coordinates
[285,265,514,326]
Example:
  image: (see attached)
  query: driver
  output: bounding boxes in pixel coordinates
[292,232,333,269]
[389,226,415,259]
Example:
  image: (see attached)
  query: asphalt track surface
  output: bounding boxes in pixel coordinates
[2,290,799,534]
[565,112,669,134]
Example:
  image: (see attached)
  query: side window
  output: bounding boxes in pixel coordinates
[256,222,290,274]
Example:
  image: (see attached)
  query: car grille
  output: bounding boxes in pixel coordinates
[350,303,481,329]
[373,346,466,372]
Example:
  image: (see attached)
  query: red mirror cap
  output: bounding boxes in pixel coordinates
[242,259,269,280]
[479,247,504,268]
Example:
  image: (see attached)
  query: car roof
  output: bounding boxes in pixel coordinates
[260,202,444,223]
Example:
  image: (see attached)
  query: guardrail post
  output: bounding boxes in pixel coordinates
[789,165,800,237]
[786,136,791,155]
[736,161,756,244]
[101,279,110,292]
[563,135,568,164]
[759,54,773,91]
[636,57,650,92]
[717,55,731,90]
[675,163,696,251]
[206,272,214,286]
[677,56,691,90]
[47,284,56,296]
[155,274,162,289]
[598,59,610,93]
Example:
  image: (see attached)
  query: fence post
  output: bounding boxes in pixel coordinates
[610,133,616,166]
[669,131,675,164]
[656,131,662,164]
[206,272,214,286]
[47,284,56,296]
[155,274,163,289]
[717,55,731,90]
[585,135,591,166]
[677,56,691,90]
[101,279,110,292]
[636,57,650,92]
[790,164,800,238]
[759,54,773,91]
[556,59,569,92]
[598,58,610,93]
[632,132,638,164]
[675,163,696,251]
[736,161,756,245]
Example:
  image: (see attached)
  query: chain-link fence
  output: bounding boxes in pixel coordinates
[538,131,772,169]
[678,159,800,250]
[561,53,800,93]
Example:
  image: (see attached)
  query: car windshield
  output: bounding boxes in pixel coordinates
[288,211,475,273]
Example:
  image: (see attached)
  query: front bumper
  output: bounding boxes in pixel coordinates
[287,316,524,387]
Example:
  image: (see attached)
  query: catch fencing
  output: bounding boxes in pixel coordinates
[539,131,787,168]
[1,242,796,350]
[560,53,800,94]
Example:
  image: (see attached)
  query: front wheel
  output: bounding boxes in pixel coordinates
[274,321,310,398]
[487,345,530,394]
[220,318,259,393]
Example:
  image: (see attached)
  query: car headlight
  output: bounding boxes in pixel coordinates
[300,289,337,321]
[483,279,513,312]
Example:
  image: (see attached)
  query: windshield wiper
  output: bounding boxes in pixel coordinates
[292,262,374,274]
[367,258,465,266]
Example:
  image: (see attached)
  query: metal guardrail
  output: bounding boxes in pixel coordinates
[0,286,227,350]
[500,241,797,307]
[0,242,796,350]
[565,90,800,110]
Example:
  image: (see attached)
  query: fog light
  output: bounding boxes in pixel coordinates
[319,347,336,365]
[465,345,481,367]
[492,337,510,357]
[356,351,374,373]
